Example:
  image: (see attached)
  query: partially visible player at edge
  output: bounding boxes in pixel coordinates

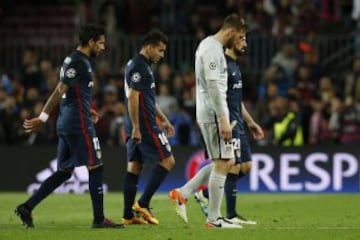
[170,14,248,228]
[15,24,123,229]
[122,29,175,225]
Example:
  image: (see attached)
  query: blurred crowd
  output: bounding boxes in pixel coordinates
[97,0,354,38]
[1,0,359,146]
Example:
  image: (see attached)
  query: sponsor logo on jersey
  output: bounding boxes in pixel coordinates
[232,82,242,89]
[150,82,156,89]
[88,81,94,88]
[27,159,108,194]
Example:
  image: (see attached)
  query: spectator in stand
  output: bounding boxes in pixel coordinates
[96,85,118,146]
[268,96,304,147]
[352,0,360,55]
[339,96,360,144]
[258,65,288,100]
[171,73,185,102]
[254,82,278,128]
[317,76,339,104]
[0,94,20,144]
[109,102,127,146]
[271,42,298,79]
[20,46,47,94]
[156,83,178,116]
[308,95,333,145]
[294,65,315,102]
[155,62,173,90]
[345,58,360,101]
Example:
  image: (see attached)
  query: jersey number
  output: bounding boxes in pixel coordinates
[60,67,64,79]
[92,137,102,159]
[158,133,169,145]
[231,138,240,150]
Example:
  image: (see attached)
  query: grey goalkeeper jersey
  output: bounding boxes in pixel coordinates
[195,36,229,123]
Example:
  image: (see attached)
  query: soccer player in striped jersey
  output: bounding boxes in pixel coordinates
[15,24,123,229]
[122,29,175,225]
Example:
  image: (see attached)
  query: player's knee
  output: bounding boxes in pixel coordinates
[160,155,175,170]
[240,162,252,175]
[57,169,73,179]
[127,161,143,174]
[229,163,241,174]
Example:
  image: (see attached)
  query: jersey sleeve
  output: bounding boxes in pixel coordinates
[60,61,87,88]
[128,64,148,91]
[203,50,229,118]
[202,51,225,81]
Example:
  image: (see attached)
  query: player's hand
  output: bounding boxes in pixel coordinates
[131,128,142,143]
[90,108,100,124]
[162,120,175,138]
[23,118,44,133]
[247,121,264,140]
[219,116,232,141]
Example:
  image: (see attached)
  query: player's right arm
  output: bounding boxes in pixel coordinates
[125,65,146,143]
[23,82,69,133]
[203,51,232,141]
[128,88,141,143]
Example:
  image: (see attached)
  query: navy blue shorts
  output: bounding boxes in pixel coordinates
[233,134,252,164]
[57,133,102,169]
[126,130,172,163]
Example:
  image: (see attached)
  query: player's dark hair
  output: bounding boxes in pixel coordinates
[141,28,168,47]
[79,24,105,46]
[221,14,247,32]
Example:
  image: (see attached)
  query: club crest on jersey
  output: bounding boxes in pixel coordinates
[131,72,141,82]
[209,62,217,70]
[65,68,76,78]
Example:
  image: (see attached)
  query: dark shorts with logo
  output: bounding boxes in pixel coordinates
[126,128,172,163]
[57,132,102,169]
[233,133,252,164]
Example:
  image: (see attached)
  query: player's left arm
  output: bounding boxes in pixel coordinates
[242,103,264,139]
[23,82,69,133]
[155,103,175,137]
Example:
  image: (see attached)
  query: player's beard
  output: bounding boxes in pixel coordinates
[234,46,246,56]
[90,48,99,58]
[90,51,97,58]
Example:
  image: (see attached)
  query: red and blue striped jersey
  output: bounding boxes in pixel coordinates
[57,50,94,135]
[124,54,157,136]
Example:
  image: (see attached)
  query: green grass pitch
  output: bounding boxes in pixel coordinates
[1,193,359,240]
